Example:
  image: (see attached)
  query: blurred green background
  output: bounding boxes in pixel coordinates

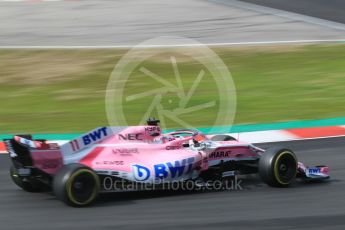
[1,44,345,133]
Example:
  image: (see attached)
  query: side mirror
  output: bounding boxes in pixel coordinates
[150,132,160,137]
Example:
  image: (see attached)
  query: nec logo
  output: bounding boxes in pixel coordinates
[118,133,143,141]
[82,127,108,146]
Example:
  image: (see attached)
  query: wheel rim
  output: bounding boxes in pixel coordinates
[67,169,99,205]
[274,151,297,185]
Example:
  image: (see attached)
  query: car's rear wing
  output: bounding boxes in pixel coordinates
[4,137,34,167]
[4,135,59,167]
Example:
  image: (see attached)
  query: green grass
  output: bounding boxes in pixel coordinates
[1,44,345,133]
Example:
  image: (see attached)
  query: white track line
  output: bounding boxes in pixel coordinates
[210,0,345,31]
[2,0,69,2]
[252,134,345,144]
[1,39,345,49]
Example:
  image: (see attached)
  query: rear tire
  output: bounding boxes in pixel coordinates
[10,166,43,192]
[259,147,297,187]
[53,163,100,207]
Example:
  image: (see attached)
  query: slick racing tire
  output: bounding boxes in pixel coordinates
[53,163,100,207]
[10,166,44,192]
[210,134,237,141]
[259,147,297,187]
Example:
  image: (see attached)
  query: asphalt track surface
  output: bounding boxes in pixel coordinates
[239,0,345,24]
[1,0,345,46]
[0,137,345,230]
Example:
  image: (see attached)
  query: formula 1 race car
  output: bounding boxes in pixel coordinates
[4,118,329,207]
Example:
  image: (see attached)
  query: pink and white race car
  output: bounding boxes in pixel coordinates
[5,118,329,207]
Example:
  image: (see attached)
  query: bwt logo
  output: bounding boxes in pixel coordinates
[308,168,321,174]
[82,127,108,145]
[132,157,195,181]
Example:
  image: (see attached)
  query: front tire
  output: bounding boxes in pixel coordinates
[259,147,297,187]
[53,163,100,207]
